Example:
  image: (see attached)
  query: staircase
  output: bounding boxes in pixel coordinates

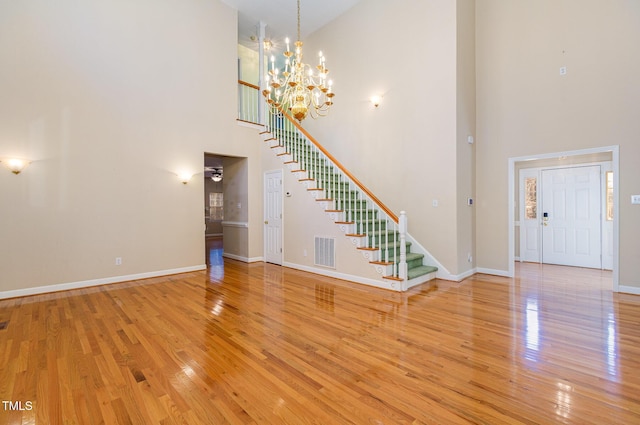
[261,110,437,291]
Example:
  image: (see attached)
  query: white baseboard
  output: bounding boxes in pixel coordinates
[453,268,478,282]
[0,265,207,300]
[283,262,401,292]
[222,253,264,263]
[476,267,512,278]
[618,285,640,295]
[221,221,249,228]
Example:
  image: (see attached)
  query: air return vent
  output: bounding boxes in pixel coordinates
[314,236,336,268]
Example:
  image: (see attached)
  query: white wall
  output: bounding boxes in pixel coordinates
[476,0,640,290]
[296,0,474,276]
[238,44,260,85]
[456,0,476,273]
[0,0,263,295]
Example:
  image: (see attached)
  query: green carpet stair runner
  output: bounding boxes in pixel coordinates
[269,127,437,282]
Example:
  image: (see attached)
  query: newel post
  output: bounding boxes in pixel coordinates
[399,211,408,281]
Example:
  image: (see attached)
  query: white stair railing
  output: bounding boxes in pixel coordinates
[266,109,408,280]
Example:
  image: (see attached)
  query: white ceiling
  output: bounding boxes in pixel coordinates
[220,0,362,51]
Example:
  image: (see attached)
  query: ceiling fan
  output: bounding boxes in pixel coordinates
[204,167,223,182]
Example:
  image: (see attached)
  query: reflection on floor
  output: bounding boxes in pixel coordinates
[206,236,223,280]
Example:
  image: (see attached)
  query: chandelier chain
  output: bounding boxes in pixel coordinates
[297,0,301,42]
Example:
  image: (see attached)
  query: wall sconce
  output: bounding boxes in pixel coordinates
[178,172,192,184]
[1,158,30,174]
[370,95,383,108]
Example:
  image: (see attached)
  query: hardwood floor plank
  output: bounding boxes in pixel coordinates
[1,262,640,424]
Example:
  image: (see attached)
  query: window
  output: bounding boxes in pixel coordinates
[525,177,537,220]
[209,192,224,221]
[606,171,613,221]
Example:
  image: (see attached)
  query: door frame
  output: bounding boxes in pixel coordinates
[263,169,284,265]
[508,146,619,291]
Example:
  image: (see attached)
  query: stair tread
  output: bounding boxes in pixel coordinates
[375,241,412,248]
[380,252,423,262]
[368,229,399,235]
[383,276,403,282]
[408,265,438,280]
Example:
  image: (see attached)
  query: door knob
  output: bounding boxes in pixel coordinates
[264,220,269,224]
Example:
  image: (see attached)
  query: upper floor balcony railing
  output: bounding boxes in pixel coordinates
[238,80,260,124]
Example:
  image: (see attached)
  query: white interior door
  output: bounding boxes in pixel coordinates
[519,169,541,263]
[541,166,601,268]
[264,170,283,265]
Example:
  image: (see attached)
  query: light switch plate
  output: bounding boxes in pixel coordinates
[632,195,640,205]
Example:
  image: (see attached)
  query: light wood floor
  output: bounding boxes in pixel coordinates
[1,258,639,424]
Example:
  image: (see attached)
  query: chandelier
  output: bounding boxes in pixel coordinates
[262,0,335,122]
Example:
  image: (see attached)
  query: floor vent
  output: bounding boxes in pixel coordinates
[314,236,336,268]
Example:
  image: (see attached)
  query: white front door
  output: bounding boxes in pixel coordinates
[264,170,283,265]
[541,166,601,268]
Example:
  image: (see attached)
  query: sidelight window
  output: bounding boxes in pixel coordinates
[525,177,537,220]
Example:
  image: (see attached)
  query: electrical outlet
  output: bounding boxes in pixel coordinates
[467,253,473,263]
[303,249,307,257]
[115,257,122,266]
